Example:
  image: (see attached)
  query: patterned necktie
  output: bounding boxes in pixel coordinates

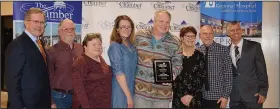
[36,39,47,64]
[234,46,240,67]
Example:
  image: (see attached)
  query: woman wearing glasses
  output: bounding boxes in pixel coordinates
[72,33,112,108]
[108,15,137,108]
[172,26,206,108]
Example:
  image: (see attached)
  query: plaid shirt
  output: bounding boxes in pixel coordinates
[198,42,233,100]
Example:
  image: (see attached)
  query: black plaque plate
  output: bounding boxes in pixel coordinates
[153,59,173,83]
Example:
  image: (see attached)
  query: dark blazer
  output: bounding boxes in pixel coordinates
[5,32,51,108]
[229,39,269,102]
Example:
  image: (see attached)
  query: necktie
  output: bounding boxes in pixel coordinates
[234,46,240,67]
[204,47,210,91]
[36,39,47,64]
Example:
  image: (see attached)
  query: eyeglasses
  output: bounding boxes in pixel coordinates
[60,28,76,32]
[184,35,196,39]
[118,26,132,30]
[28,20,46,26]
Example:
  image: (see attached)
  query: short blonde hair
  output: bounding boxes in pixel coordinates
[24,8,46,21]
[154,10,171,20]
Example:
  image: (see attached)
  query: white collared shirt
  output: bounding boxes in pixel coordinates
[25,30,40,49]
[230,38,243,67]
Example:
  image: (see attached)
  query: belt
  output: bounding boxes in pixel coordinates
[53,88,74,94]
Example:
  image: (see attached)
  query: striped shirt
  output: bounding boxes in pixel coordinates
[134,28,183,101]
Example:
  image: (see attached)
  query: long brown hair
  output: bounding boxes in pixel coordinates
[109,15,135,44]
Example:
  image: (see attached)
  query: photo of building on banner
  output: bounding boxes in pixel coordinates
[13,1,82,49]
[200,1,262,46]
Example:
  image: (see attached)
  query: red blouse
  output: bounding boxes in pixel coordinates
[72,54,112,108]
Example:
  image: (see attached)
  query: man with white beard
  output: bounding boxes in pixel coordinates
[47,19,83,108]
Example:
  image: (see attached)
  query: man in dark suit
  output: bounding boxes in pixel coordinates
[227,21,269,108]
[5,8,51,108]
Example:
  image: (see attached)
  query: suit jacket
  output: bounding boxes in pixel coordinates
[229,39,269,102]
[5,32,51,108]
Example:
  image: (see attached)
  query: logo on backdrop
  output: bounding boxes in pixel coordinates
[183,3,200,12]
[135,19,154,30]
[118,2,142,9]
[151,1,176,11]
[19,2,74,22]
[170,20,188,32]
[83,1,107,7]
[98,20,114,29]
[204,1,216,8]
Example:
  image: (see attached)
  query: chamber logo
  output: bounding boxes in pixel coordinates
[83,1,107,7]
[118,2,142,9]
[20,2,75,22]
[135,19,154,30]
[151,1,176,11]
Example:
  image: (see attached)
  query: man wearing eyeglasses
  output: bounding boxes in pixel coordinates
[46,19,83,108]
[5,8,51,108]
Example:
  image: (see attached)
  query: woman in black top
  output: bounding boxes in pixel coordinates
[172,26,206,108]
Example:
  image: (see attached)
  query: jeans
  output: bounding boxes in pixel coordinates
[51,90,72,108]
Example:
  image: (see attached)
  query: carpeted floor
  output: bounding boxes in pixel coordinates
[1,91,8,108]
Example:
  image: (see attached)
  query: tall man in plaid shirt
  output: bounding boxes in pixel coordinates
[198,25,233,108]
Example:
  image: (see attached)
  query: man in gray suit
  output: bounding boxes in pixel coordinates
[227,21,269,108]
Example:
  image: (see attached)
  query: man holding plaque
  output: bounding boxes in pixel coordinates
[133,10,183,108]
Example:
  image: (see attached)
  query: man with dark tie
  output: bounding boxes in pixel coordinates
[5,8,51,108]
[198,25,233,108]
[227,21,269,108]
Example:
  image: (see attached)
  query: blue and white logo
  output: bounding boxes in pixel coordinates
[14,1,82,23]
[205,2,216,8]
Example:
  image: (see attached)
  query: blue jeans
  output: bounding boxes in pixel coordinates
[51,90,72,108]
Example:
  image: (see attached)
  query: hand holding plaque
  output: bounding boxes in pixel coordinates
[153,59,173,84]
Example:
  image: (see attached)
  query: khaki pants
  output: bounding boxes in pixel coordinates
[134,96,170,108]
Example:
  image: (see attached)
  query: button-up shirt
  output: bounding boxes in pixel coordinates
[198,41,233,100]
[47,41,83,90]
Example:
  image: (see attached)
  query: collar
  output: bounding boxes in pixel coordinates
[25,30,38,42]
[201,41,218,50]
[231,38,244,49]
[57,40,75,49]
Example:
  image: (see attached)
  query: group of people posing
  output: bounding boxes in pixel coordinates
[5,8,269,108]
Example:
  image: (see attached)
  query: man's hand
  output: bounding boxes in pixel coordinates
[51,103,57,108]
[217,97,228,108]
[254,93,266,104]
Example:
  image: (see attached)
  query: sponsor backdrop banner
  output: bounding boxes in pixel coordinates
[13,1,82,49]
[200,1,263,46]
[82,1,201,65]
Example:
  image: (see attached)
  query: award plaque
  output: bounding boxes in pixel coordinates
[153,59,173,83]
